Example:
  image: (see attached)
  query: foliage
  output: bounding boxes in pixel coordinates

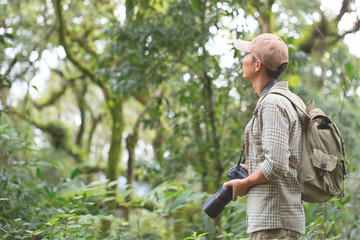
[1,0,360,239]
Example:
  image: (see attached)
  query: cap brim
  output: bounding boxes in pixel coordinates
[234,39,251,52]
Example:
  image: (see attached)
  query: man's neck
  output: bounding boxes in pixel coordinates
[252,77,273,96]
[247,62,274,96]
[260,80,277,98]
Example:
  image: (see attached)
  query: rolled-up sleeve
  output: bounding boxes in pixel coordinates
[258,97,291,180]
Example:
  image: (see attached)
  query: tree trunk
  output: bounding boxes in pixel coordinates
[152,119,164,163]
[75,82,87,147]
[107,97,124,182]
[193,118,208,192]
[100,96,124,235]
[122,132,137,220]
[203,72,222,189]
[249,0,274,33]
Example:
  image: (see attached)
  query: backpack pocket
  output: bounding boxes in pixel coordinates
[311,149,337,172]
[310,149,343,196]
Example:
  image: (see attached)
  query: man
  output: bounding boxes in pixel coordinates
[224,33,305,239]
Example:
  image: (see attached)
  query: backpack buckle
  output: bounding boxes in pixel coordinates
[319,163,327,180]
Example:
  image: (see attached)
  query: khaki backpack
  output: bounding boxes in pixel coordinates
[255,88,348,203]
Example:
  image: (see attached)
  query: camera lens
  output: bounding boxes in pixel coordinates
[202,186,232,218]
[215,186,233,205]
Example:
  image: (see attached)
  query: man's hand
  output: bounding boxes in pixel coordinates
[223,179,250,201]
[223,164,249,201]
[223,165,271,201]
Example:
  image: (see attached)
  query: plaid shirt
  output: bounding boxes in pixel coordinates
[245,81,305,234]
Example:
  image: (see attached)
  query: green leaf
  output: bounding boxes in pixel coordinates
[71,167,81,179]
[344,62,353,81]
[108,180,119,188]
[47,218,59,225]
[32,85,39,92]
[167,190,191,213]
[101,196,117,203]
[1,134,9,140]
[71,229,82,235]
[33,229,44,235]
[197,232,208,237]
[74,195,84,200]
[36,168,41,179]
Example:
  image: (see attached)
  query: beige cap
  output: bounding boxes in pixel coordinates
[234,33,288,71]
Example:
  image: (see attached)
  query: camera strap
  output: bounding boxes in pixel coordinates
[236,144,246,168]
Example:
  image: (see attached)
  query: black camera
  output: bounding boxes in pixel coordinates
[202,147,248,219]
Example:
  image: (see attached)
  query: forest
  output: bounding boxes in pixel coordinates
[1,0,360,239]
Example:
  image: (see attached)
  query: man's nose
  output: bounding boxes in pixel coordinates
[241,55,246,64]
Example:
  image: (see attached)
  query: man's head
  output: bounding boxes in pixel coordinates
[234,33,288,80]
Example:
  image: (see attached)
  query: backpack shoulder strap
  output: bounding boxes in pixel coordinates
[259,88,308,172]
[266,88,310,119]
[289,158,300,171]
[253,87,311,133]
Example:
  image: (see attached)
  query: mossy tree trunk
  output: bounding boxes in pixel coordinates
[54,0,126,234]
[100,97,124,234]
[107,97,124,183]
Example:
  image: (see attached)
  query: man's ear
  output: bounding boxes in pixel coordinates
[255,60,262,72]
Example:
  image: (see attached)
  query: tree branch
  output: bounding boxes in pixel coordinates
[87,111,105,154]
[54,0,112,102]
[336,0,351,22]
[10,107,85,163]
[34,74,80,110]
[132,91,148,105]
[336,17,360,42]
[4,54,20,78]
[74,81,88,147]
[66,28,98,56]
[54,0,94,79]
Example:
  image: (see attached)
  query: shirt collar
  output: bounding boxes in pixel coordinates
[260,80,277,98]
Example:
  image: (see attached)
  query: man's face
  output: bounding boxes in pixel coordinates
[241,52,257,80]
